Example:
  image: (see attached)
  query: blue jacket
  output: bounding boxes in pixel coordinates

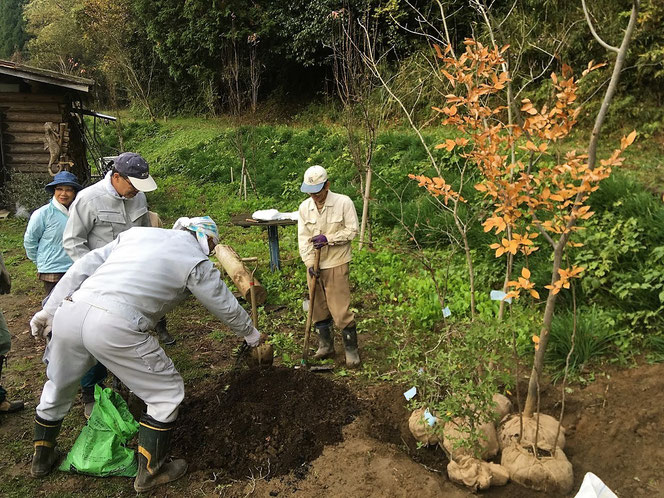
[24,199,74,274]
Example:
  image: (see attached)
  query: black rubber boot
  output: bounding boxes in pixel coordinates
[0,356,23,413]
[313,319,334,359]
[155,317,175,346]
[134,414,188,493]
[31,416,63,477]
[81,386,95,419]
[342,325,361,368]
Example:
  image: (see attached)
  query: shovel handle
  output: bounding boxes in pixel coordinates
[302,248,321,365]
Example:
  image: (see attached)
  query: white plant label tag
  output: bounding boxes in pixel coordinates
[403,387,417,400]
[490,290,512,304]
[424,409,437,426]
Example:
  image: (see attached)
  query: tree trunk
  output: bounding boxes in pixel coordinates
[523,242,564,417]
[461,228,476,317]
[358,165,372,250]
[523,0,639,417]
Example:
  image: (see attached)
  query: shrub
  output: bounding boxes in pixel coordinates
[1,174,51,214]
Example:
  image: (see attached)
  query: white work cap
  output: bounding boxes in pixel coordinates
[300,165,328,193]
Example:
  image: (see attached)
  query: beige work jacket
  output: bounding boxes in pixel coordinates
[298,191,359,269]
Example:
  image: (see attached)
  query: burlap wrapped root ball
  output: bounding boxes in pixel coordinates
[499,413,566,451]
[442,417,499,461]
[491,393,512,422]
[408,408,440,446]
[447,455,510,491]
[501,443,574,494]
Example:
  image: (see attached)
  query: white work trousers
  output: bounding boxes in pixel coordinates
[36,299,184,423]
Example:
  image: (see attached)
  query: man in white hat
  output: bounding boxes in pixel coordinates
[298,165,361,367]
[61,152,172,418]
[29,217,267,492]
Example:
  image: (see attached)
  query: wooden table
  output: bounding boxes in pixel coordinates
[229,213,298,272]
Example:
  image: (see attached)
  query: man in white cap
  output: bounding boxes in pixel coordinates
[63,152,156,259]
[61,151,172,418]
[29,217,267,492]
[298,165,361,367]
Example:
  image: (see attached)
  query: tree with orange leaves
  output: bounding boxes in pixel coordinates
[412,0,639,421]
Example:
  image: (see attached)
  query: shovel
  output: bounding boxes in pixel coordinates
[301,248,334,372]
[241,257,259,327]
[234,257,273,369]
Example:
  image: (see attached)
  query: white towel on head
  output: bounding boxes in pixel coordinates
[172,216,219,255]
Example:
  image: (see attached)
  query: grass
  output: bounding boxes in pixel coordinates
[0,218,41,296]
[547,306,621,380]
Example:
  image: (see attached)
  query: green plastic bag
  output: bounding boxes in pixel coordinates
[59,385,139,477]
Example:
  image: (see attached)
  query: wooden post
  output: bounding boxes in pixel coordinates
[214,245,267,304]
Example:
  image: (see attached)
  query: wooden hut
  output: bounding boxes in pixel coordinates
[0,60,95,199]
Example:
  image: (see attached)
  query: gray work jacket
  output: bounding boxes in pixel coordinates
[63,172,151,261]
[45,227,255,337]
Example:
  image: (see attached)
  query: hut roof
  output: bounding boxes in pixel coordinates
[0,60,94,93]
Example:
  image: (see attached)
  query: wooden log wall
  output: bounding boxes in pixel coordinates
[0,93,67,175]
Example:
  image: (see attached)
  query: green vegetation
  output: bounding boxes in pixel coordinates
[0,0,27,58]
[10,0,661,133]
[94,117,664,380]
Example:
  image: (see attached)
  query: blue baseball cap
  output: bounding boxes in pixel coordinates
[45,171,83,195]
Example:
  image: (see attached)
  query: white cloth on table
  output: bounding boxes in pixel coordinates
[251,209,299,222]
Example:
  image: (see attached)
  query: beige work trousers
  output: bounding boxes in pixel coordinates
[307,262,355,330]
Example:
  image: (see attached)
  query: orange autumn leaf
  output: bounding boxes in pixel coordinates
[483,216,507,234]
[620,130,637,149]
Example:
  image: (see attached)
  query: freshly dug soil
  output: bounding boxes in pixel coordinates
[174,367,359,478]
[364,384,449,472]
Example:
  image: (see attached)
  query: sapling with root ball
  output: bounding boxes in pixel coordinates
[412,8,638,453]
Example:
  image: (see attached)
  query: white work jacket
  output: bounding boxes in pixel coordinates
[63,172,151,261]
[45,227,255,338]
[298,191,359,269]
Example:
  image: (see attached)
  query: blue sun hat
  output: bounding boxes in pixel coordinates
[45,171,84,195]
[172,216,220,255]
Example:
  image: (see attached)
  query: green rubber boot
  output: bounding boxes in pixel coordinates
[134,414,188,493]
[342,325,361,368]
[31,416,63,477]
[313,319,334,359]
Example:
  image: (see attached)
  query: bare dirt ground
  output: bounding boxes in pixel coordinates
[0,292,663,498]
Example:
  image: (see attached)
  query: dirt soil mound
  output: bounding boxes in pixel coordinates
[174,367,359,478]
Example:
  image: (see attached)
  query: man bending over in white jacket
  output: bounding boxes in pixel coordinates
[29,216,266,492]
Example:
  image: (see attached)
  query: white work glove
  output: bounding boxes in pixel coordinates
[244,328,261,347]
[30,310,54,340]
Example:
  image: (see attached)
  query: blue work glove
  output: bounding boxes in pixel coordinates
[311,234,328,249]
[308,266,320,278]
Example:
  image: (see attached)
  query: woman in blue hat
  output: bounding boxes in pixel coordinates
[23,171,84,294]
